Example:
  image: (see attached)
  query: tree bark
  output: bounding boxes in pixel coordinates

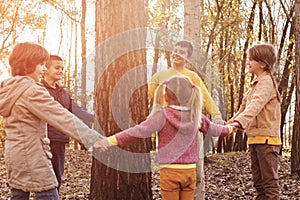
[80,0,87,110]
[291,0,300,176]
[91,1,151,199]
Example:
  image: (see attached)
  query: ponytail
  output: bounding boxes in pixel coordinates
[149,76,204,130]
[149,84,165,117]
[189,85,203,129]
[270,73,281,102]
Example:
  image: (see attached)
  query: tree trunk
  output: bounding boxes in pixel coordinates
[80,0,87,110]
[291,0,300,176]
[90,1,151,199]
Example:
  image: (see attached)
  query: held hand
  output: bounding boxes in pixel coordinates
[226,122,240,136]
[228,122,241,131]
[93,135,110,152]
[213,118,226,125]
[228,125,237,136]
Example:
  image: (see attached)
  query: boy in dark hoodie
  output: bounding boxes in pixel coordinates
[42,55,94,193]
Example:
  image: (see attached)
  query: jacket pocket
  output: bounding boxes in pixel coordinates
[41,137,53,159]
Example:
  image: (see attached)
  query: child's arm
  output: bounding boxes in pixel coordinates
[199,114,233,137]
[95,111,166,151]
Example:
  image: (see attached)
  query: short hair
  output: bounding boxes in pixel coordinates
[9,42,49,76]
[174,40,193,57]
[46,55,63,68]
[248,43,277,72]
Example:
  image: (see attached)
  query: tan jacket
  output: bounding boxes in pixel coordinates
[0,76,99,192]
[228,71,281,137]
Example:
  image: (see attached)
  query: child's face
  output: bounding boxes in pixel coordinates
[171,45,189,67]
[29,63,47,82]
[44,60,64,82]
[247,58,266,76]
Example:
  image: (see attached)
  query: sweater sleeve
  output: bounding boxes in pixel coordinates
[200,114,231,137]
[72,99,94,127]
[115,111,166,147]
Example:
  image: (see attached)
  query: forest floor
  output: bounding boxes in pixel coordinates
[0,146,299,200]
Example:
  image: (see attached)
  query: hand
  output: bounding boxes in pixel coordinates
[226,122,240,136]
[228,125,237,136]
[93,135,110,152]
[228,122,241,129]
[213,118,226,125]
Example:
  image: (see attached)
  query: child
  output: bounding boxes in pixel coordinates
[148,40,222,121]
[228,43,281,199]
[148,40,224,199]
[95,75,233,200]
[0,42,102,199]
[42,55,94,193]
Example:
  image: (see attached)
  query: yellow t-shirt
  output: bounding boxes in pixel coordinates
[148,68,222,120]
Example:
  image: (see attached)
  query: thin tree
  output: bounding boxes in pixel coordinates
[291,0,300,176]
[80,0,87,110]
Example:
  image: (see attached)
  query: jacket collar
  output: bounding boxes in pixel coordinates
[251,71,270,86]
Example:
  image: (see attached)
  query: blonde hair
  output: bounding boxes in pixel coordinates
[149,75,203,128]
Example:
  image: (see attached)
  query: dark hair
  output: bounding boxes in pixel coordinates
[174,40,193,57]
[9,42,49,76]
[46,55,63,68]
[248,43,277,72]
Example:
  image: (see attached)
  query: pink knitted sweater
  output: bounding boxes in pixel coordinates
[116,106,198,164]
[115,106,229,165]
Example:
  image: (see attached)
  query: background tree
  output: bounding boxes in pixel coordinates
[0,0,47,69]
[292,0,300,176]
[80,0,87,110]
[90,0,151,199]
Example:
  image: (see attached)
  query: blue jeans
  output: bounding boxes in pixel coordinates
[11,188,59,200]
[50,141,66,193]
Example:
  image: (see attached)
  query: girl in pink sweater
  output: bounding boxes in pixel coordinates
[96,75,233,200]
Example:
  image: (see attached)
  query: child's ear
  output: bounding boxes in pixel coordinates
[259,62,267,69]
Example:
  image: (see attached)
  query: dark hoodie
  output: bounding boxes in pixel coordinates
[41,80,94,143]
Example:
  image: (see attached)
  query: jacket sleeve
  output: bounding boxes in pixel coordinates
[71,99,94,127]
[115,111,166,147]
[23,85,100,149]
[227,92,247,123]
[233,80,273,129]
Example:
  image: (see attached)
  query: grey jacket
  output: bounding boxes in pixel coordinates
[0,76,99,192]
